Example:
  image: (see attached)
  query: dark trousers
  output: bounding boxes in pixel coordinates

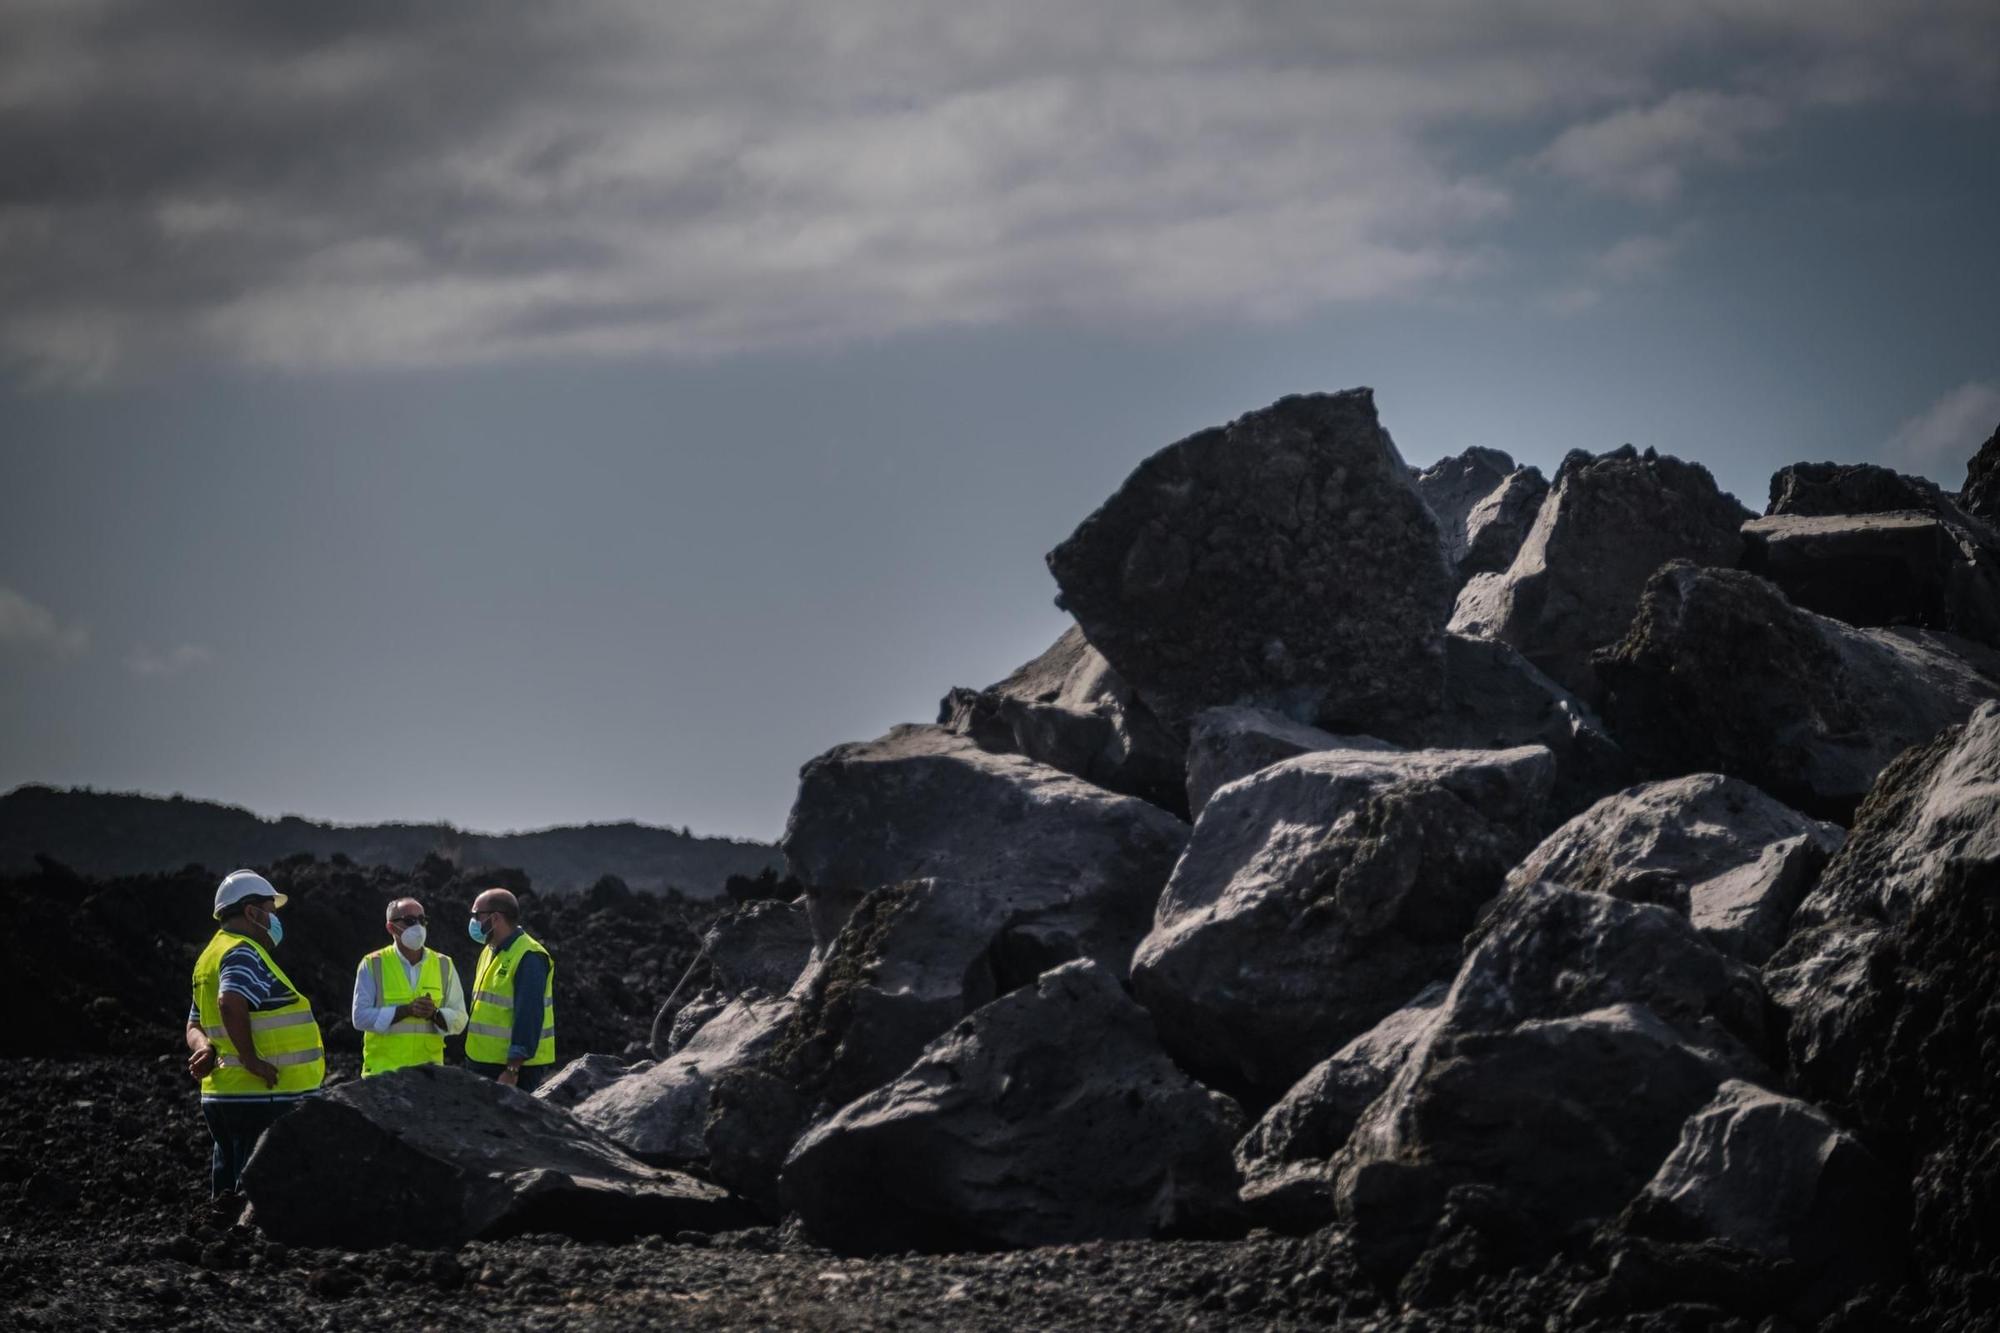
[465,1059,549,1094]
[202,1098,297,1198]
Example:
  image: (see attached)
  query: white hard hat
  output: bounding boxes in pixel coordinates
[214,869,287,919]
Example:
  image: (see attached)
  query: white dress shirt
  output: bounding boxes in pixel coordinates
[351,946,469,1036]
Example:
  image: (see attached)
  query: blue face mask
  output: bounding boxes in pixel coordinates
[264,911,284,946]
[467,916,488,945]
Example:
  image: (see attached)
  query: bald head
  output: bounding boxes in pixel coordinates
[472,887,521,947]
[385,897,425,924]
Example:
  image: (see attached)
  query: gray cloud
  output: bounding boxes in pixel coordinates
[1886,381,2000,476]
[0,584,88,659]
[126,642,216,678]
[3,0,1996,382]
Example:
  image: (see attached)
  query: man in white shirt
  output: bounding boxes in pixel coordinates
[350,897,468,1076]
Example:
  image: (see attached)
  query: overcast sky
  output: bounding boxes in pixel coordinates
[3,1,1998,841]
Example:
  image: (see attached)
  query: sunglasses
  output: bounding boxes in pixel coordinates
[389,914,429,927]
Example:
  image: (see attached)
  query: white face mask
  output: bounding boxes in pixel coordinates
[399,923,427,951]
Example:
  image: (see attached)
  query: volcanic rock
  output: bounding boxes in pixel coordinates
[574,994,794,1162]
[1131,743,1555,1101]
[1383,633,1628,817]
[1594,562,2000,820]
[780,959,1245,1254]
[780,724,1189,959]
[1184,706,1396,819]
[1448,445,1750,697]
[1962,422,2000,523]
[1331,883,1772,1275]
[1621,1080,1902,1312]
[939,624,1187,816]
[1412,447,1514,558]
[1235,981,1449,1230]
[653,898,813,1055]
[534,1052,635,1110]
[1766,702,2000,1095]
[1046,388,1455,735]
[1507,774,1844,964]
[1767,459,1971,522]
[241,1064,751,1247]
[1460,466,1551,578]
[1740,512,2000,646]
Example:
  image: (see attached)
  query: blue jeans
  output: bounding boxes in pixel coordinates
[465,1059,549,1094]
[202,1098,300,1197]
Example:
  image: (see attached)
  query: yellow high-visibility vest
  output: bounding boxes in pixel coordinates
[192,929,325,1098]
[360,946,451,1077]
[465,930,556,1067]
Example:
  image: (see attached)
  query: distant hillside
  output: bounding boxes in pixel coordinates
[0,785,782,897]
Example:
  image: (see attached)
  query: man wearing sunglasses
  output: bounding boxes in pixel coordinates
[464,887,555,1093]
[351,897,468,1077]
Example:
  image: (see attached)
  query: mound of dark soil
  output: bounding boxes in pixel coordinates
[0,854,713,1063]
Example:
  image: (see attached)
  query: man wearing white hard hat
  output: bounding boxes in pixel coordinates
[183,870,325,1198]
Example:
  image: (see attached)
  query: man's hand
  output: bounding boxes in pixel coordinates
[410,995,437,1020]
[243,1056,280,1088]
[187,1044,217,1080]
[497,1066,520,1088]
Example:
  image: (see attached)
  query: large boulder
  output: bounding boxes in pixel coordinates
[1962,422,2000,523]
[1183,705,1397,819]
[1234,981,1448,1230]
[1507,774,1844,964]
[1739,512,2000,647]
[939,624,1187,816]
[241,1064,752,1247]
[1412,447,1551,582]
[780,959,1245,1254]
[1331,883,1772,1275]
[1594,562,2000,820]
[1460,465,1551,578]
[1046,388,1456,735]
[655,898,814,1055]
[1131,743,1555,1101]
[1767,459,1973,522]
[781,724,1190,959]
[1386,633,1628,817]
[1620,1080,1903,1313]
[702,875,1069,1211]
[1765,702,2000,1093]
[573,994,794,1162]
[1448,445,1750,697]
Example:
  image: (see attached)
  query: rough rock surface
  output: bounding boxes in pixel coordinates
[652,897,812,1056]
[1961,421,2000,523]
[939,624,1187,816]
[1411,447,1514,566]
[241,1064,751,1247]
[1234,981,1448,1230]
[1783,853,2000,1332]
[781,960,1245,1255]
[1331,883,1772,1275]
[1459,465,1551,578]
[1740,511,2000,646]
[1131,744,1555,1101]
[1594,562,2000,819]
[1507,774,1844,964]
[1046,389,1455,734]
[533,1052,638,1110]
[703,875,1081,1211]
[781,725,1190,960]
[1448,445,1750,697]
[1767,459,1972,522]
[1621,1079,1902,1312]
[1382,633,1628,817]
[573,995,794,1162]
[1766,702,2000,1099]
[1183,705,1396,819]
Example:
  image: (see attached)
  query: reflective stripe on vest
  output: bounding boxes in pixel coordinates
[191,929,325,1098]
[361,946,450,1077]
[464,931,556,1067]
